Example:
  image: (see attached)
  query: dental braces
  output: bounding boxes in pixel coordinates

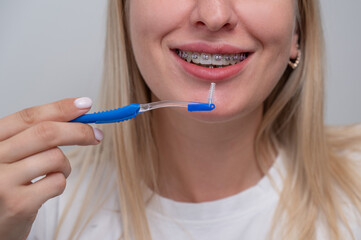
[176,49,248,66]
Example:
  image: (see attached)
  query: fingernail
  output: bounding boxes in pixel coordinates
[74,97,93,109]
[92,127,104,141]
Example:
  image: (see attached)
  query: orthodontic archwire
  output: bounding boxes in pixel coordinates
[70,83,216,124]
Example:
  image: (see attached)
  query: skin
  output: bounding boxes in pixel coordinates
[0,99,102,239]
[129,0,299,202]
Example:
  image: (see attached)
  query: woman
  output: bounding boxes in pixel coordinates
[1,0,360,239]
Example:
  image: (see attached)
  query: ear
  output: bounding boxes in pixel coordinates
[290,30,299,59]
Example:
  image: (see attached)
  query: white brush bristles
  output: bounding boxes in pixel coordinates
[208,82,216,105]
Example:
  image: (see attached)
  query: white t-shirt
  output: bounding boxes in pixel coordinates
[27,152,361,240]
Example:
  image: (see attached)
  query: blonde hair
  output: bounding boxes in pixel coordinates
[55,0,361,239]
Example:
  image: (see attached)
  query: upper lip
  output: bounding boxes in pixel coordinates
[171,42,250,54]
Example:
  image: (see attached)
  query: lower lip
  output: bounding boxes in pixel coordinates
[171,50,251,82]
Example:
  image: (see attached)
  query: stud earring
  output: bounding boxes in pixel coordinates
[288,49,301,69]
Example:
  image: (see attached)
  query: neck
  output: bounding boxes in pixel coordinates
[153,105,269,203]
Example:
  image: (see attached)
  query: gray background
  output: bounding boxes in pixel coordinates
[0,0,360,125]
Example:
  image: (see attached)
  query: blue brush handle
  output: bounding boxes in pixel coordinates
[70,103,140,124]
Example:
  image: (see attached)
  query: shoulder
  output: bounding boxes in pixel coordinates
[322,124,361,239]
[27,150,87,240]
[27,196,60,240]
[336,126,361,239]
[326,123,361,162]
[28,148,122,240]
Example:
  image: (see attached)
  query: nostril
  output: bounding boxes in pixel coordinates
[195,19,234,32]
[195,21,206,28]
[223,23,233,31]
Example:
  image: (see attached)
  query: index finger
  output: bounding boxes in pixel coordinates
[0,97,93,141]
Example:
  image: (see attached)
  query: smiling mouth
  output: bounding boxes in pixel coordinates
[174,49,250,68]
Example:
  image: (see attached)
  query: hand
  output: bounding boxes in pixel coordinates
[0,97,103,240]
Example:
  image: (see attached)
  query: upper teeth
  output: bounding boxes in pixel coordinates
[176,49,247,66]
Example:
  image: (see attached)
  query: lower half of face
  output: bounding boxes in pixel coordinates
[129,0,297,123]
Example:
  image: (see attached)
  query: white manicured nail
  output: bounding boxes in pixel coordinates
[92,127,104,141]
[74,97,93,109]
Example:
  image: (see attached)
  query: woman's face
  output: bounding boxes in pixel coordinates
[129,0,299,122]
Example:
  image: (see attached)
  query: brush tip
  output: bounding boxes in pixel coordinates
[208,82,216,105]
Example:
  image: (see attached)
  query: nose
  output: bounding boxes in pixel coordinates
[190,0,238,32]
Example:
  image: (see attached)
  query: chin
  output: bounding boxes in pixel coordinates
[183,102,257,124]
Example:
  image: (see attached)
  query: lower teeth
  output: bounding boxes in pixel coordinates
[198,64,225,68]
